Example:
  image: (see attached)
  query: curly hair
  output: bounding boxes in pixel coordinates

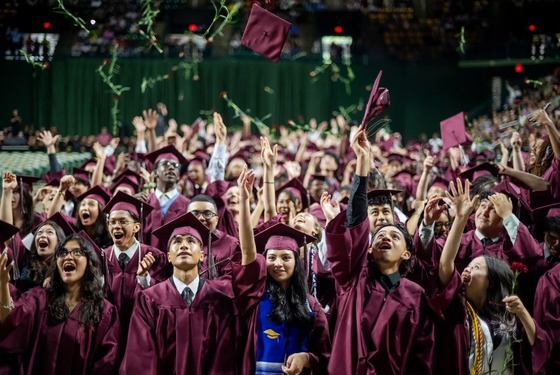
[369,223,415,276]
[46,234,105,326]
[27,221,65,286]
[529,139,553,177]
[265,253,313,329]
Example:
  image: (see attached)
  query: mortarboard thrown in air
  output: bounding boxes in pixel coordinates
[440,112,472,151]
[241,3,292,62]
[360,70,390,141]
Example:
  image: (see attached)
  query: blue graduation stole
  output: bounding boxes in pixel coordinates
[255,292,314,375]
[160,193,180,217]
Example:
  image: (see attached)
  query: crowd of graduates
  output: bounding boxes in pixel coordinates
[0,81,560,375]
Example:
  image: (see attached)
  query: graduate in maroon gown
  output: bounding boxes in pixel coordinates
[428,178,540,375]
[0,234,120,375]
[325,129,435,375]
[0,220,22,375]
[101,191,168,343]
[532,263,560,373]
[234,167,330,375]
[187,194,239,278]
[120,212,239,375]
[141,145,191,248]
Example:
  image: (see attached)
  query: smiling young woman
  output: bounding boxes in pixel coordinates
[0,234,120,375]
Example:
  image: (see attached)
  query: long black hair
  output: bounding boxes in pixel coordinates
[75,201,111,248]
[265,252,312,328]
[19,186,35,236]
[481,256,513,318]
[46,234,105,326]
[27,221,65,286]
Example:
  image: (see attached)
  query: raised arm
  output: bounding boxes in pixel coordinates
[90,142,106,187]
[346,129,370,227]
[206,112,229,183]
[0,173,17,225]
[260,136,278,221]
[531,108,560,160]
[0,249,14,323]
[496,164,549,192]
[47,175,75,218]
[142,109,158,153]
[510,132,526,171]
[238,166,257,265]
[416,155,435,201]
[36,130,63,174]
[439,179,478,286]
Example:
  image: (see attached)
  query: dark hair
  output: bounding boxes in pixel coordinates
[477,190,495,202]
[265,252,312,329]
[75,201,109,240]
[278,189,302,209]
[189,194,218,213]
[323,151,339,166]
[481,256,513,318]
[18,186,35,236]
[471,175,498,199]
[27,221,66,286]
[368,195,392,208]
[370,223,415,276]
[544,216,560,234]
[46,234,104,326]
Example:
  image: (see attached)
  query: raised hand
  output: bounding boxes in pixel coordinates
[59,175,76,192]
[92,142,104,159]
[142,109,158,130]
[445,179,479,220]
[320,192,340,224]
[213,112,227,145]
[528,108,554,128]
[423,194,447,226]
[350,129,369,159]
[132,116,146,133]
[260,136,278,168]
[423,154,435,171]
[137,252,156,277]
[0,249,13,286]
[237,166,255,201]
[37,130,60,148]
[284,161,301,180]
[109,137,120,149]
[2,172,17,192]
[488,193,513,219]
[510,132,522,150]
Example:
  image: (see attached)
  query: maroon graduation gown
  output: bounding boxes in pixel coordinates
[0,287,120,375]
[531,263,560,374]
[199,230,240,278]
[542,157,560,199]
[103,243,168,341]
[232,255,331,375]
[205,180,239,239]
[0,284,22,375]
[120,277,239,375]
[143,193,190,249]
[326,212,435,375]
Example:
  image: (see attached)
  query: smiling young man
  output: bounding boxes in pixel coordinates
[325,129,435,375]
[120,212,239,375]
[142,145,191,249]
[101,191,168,343]
[186,194,239,278]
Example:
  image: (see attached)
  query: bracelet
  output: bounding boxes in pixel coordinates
[0,299,14,310]
[55,190,65,197]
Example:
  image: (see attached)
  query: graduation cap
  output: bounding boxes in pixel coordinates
[0,219,21,280]
[111,175,140,195]
[22,212,77,251]
[276,178,314,210]
[392,170,415,191]
[15,175,41,192]
[254,223,316,255]
[153,212,218,251]
[112,169,142,187]
[72,167,91,185]
[145,145,189,171]
[531,202,560,219]
[360,71,390,139]
[188,155,208,169]
[308,174,328,185]
[440,112,472,151]
[241,3,292,62]
[76,184,112,208]
[103,191,154,243]
[459,162,500,182]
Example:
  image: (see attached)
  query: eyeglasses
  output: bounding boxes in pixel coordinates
[434,221,451,228]
[190,210,216,220]
[158,160,180,169]
[56,249,85,258]
[108,219,135,226]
